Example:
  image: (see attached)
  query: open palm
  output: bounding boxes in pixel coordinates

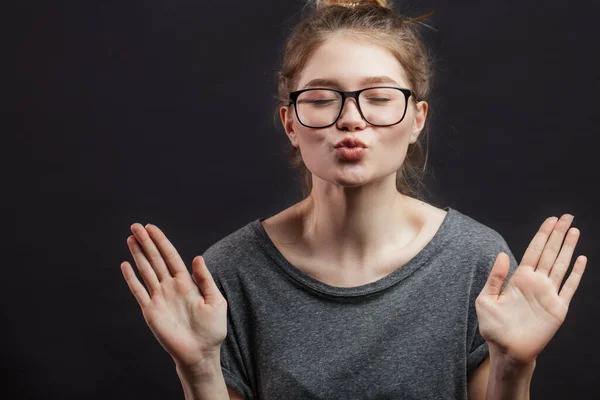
[121,223,228,369]
[475,214,587,365]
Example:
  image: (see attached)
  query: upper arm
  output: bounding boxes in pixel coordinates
[227,386,245,400]
[467,355,490,400]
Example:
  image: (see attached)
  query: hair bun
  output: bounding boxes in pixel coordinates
[316,0,391,10]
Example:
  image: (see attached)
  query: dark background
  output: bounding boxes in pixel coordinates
[9,0,599,398]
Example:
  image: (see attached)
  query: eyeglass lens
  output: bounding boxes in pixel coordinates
[296,88,406,128]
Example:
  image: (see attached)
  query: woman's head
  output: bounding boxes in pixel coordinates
[276,0,435,200]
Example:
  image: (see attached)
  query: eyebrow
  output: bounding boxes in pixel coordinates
[301,76,401,90]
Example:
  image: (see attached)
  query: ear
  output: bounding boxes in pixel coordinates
[280,106,299,148]
[409,100,428,144]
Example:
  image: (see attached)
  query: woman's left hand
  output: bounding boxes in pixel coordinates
[475,214,587,366]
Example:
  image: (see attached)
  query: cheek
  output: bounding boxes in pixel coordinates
[375,127,413,167]
[295,126,326,151]
[295,128,332,169]
[380,125,413,149]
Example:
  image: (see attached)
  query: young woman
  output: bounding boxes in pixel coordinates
[120,1,587,399]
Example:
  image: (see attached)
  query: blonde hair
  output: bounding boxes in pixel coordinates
[276,0,436,200]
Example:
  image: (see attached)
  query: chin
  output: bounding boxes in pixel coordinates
[338,177,368,186]
[328,174,371,188]
[307,161,379,188]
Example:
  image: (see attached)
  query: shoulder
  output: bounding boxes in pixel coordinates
[446,207,519,281]
[410,197,508,257]
[201,219,262,278]
[447,207,511,255]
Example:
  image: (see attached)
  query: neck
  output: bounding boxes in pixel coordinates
[297,174,423,271]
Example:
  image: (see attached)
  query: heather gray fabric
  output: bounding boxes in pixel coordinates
[202,207,518,400]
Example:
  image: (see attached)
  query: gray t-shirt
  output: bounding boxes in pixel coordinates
[202,207,518,400]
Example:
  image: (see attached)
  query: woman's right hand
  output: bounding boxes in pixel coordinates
[120,223,228,370]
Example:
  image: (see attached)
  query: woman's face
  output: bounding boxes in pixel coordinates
[280,34,428,189]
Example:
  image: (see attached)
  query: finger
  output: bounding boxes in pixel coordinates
[536,214,574,275]
[479,252,510,298]
[549,227,581,291]
[520,216,559,270]
[120,261,151,308]
[127,235,160,294]
[130,223,171,281]
[558,255,587,305]
[192,256,225,305]
[145,224,188,277]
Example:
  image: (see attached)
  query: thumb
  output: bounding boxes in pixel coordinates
[192,256,225,305]
[480,252,510,297]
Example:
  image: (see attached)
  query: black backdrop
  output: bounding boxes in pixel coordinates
[9,0,599,398]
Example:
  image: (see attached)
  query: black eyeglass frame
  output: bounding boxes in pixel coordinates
[288,86,414,128]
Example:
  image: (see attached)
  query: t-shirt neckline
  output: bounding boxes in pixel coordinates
[250,206,455,298]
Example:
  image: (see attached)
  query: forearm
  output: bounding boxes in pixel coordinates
[176,357,230,400]
[485,351,536,400]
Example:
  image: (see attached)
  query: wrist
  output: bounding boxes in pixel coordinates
[488,348,536,381]
[175,353,222,381]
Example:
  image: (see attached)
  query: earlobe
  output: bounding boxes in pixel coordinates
[409,131,420,144]
[411,100,428,141]
[280,106,299,148]
[290,131,299,148]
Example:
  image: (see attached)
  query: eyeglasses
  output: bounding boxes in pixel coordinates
[288,86,414,128]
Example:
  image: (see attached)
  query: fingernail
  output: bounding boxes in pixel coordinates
[145,224,152,229]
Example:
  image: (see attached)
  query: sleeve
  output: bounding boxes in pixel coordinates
[219,308,254,400]
[466,234,519,375]
[203,252,255,400]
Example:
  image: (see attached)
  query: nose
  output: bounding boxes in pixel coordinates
[336,98,367,131]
